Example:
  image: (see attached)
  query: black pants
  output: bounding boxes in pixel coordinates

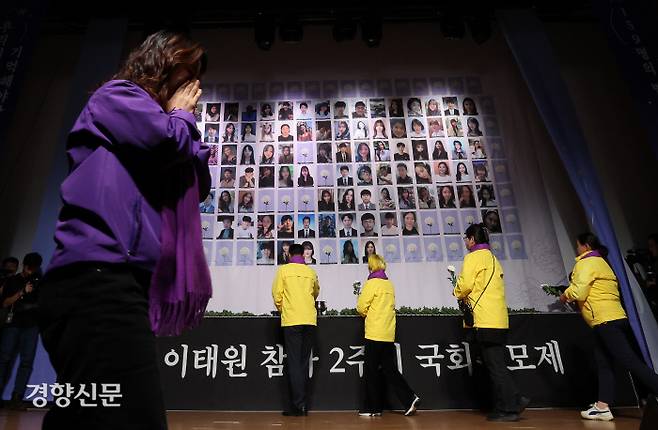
[283,325,315,411]
[363,339,415,413]
[38,264,167,430]
[593,318,658,405]
[475,328,521,414]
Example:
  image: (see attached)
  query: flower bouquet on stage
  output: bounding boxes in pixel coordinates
[448,266,474,327]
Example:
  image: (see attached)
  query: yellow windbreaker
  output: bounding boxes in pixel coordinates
[453,249,508,329]
[564,252,627,327]
[357,278,396,342]
[272,263,320,327]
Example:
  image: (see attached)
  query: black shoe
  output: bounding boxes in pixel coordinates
[487,412,520,422]
[518,396,531,413]
[282,407,307,416]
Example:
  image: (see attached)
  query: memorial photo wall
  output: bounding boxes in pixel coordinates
[198,89,524,267]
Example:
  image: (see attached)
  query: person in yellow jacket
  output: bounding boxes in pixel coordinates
[560,232,658,421]
[272,243,320,416]
[356,254,420,417]
[453,223,528,422]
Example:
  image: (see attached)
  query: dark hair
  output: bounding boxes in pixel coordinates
[281,215,293,223]
[355,101,366,108]
[302,216,311,222]
[360,189,371,197]
[462,97,479,114]
[2,256,19,266]
[384,212,395,219]
[465,223,490,245]
[361,213,375,222]
[289,243,304,256]
[340,165,349,172]
[407,97,421,111]
[342,213,354,221]
[113,31,206,109]
[411,119,424,130]
[577,232,608,258]
[240,145,255,164]
[300,102,308,108]
[242,216,252,223]
[334,101,346,108]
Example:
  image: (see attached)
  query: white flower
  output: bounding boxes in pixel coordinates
[239,247,251,257]
[445,216,455,226]
[301,148,309,157]
[495,164,506,173]
[407,243,417,253]
[511,240,522,250]
[491,241,501,251]
[385,244,397,253]
[282,196,290,204]
[323,246,333,255]
[500,188,511,197]
[424,217,434,226]
[220,247,230,256]
[449,242,459,251]
[321,169,329,178]
[262,196,271,205]
[428,243,439,253]
[447,265,456,273]
[302,194,310,204]
[465,215,475,225]
[505,214,517,224]
[201,221,210,231]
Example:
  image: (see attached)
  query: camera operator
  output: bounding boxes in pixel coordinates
[0,252,42,410]
[0,257,19,283]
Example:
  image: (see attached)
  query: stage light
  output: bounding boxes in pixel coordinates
[361,16,382,48]
[332,16,357,42]
[254,12,275,51]
[440,10,465,40]
[279,16,303,43]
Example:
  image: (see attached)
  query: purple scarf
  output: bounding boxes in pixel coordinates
[368,270,388,280]
[150,163,212,336]
[581,250,602,259]
[470,243,491,252]
[290,255,305,264]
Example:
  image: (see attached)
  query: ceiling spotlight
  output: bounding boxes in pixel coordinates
[279,15,303,43]
[332,16,357,42]
[361,16,382,48]
[254,12,275,51]
[440,10,465,40]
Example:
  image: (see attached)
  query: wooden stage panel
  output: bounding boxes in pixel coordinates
[0,409,644,430]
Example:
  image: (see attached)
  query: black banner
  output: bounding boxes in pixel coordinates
[156,314,636,410]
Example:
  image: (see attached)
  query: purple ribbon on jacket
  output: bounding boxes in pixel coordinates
[470,243,491,252]
[149,162,212,337]
[289,255,306,264]
[581,250,602,259]
[368,270,388,280]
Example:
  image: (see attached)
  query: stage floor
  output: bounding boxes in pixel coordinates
[0,408,644,430]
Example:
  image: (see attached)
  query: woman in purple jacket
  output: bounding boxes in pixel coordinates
[38,32,211,430]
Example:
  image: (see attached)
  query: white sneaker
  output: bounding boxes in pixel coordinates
[581,404,614,421]
[404,395,420,416]
[358,411,382,417]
